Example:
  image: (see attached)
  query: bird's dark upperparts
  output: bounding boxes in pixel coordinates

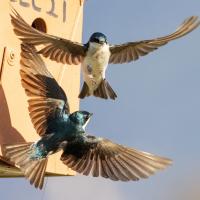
[89,32,107,44]
[68,111,92,127]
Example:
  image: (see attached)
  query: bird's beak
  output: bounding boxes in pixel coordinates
[89,113,93,117]
[99,37,105,44]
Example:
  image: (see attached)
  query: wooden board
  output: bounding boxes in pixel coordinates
[0,0,84,176]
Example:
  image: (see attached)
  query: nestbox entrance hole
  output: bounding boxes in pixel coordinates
[31,18,47,33]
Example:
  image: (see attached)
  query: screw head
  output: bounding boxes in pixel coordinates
[7,49,15,66]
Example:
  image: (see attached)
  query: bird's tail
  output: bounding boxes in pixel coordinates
[4,142,48,189]
[79,79,117,100]
[78,82,90,99]
[94,79,117,100]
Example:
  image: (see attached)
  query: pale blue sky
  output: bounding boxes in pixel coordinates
[1,0,200,199]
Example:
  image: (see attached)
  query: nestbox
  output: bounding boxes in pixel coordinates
[0,0,84,177]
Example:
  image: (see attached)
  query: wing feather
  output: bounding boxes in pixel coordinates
[11,8,85,65]
[109,16,200,64]
[20,43,69,136]
[61,135,172,181]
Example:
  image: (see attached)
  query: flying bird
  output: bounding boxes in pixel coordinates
[10,9,200,100]
[4,43,171,189]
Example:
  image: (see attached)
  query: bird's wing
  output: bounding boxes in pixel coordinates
[109,16,200,64]
[20,43,70,136]
[61,135,172,181]
[11,8,85,65]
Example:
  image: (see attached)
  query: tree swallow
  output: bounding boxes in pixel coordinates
[10,9,200,100]
[4,43,171,189]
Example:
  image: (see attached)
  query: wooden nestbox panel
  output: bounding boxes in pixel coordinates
[0,0,84,176]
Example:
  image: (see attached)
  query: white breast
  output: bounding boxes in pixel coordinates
[82,42,110,93]
[83,43,110,76]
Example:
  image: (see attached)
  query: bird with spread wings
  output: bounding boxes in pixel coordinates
[10,9,200,100]
[4,43,171,189]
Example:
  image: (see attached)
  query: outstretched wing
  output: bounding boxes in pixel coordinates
[11,8,85,65]
[61,135,172,181]
[109,16,200,64]
[20,43,70,136]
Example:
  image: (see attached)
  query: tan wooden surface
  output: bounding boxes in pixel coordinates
[0,0,84,176]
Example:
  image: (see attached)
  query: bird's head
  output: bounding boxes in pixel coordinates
[69,111,93,129]
[89,32,107,45]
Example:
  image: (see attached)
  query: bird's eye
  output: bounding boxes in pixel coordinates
[93,38,99,43]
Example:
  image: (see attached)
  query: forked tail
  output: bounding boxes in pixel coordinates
[79,79,117,100]
[78,82,90,99]
[4,142,48,189]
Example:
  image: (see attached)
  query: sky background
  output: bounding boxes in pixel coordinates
[1,0,200,199]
